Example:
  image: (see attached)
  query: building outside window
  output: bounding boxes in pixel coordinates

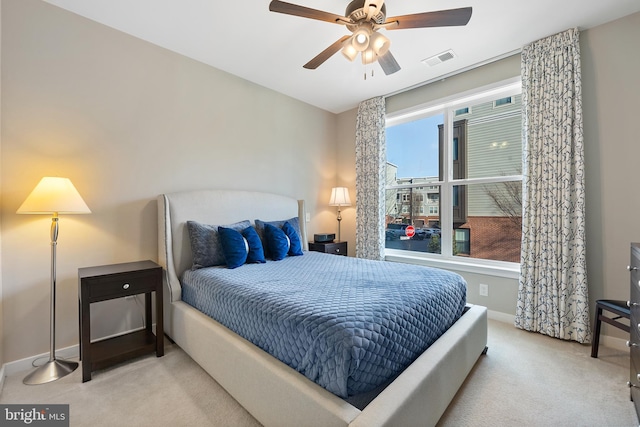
[385,82,522,265]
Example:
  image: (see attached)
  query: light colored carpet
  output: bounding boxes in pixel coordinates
[0,344,260,426]
[438,320,637,427]
[1,319,637,426]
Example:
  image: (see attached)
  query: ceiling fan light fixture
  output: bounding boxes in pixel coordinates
[369,31,390,56]
[351,27,371,52]
[361,47,376,65]
[341,39,359,61]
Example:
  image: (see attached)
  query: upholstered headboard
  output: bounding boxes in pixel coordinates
[157,190,308,302]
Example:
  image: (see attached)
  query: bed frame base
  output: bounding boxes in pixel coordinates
[165,295,486,427]
[158,190,488,427]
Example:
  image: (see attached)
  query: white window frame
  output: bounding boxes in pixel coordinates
[385,78,522,279]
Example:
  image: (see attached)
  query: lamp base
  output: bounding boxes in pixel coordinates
[23,358,78,385]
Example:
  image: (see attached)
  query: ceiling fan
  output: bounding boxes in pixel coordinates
[269,0,472,75]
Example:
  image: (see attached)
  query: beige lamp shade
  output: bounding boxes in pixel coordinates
[329,187,352,207]
[17,177,91,214]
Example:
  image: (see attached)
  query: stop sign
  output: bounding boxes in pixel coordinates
[405,225,415,238]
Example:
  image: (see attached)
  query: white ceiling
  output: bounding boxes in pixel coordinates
[43,0,640,114]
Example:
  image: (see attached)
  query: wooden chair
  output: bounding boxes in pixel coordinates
[591,299,630,358]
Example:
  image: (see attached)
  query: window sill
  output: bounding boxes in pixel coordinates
[384,249,520,280]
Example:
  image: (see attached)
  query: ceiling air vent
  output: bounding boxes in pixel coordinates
[422,50,456,67]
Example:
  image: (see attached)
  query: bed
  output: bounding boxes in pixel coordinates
[157,189,487,427]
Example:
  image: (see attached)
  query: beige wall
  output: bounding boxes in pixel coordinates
[335,108,357,257]
[1,0,338,362]
[385,54,522,115]
[582,11,640,339]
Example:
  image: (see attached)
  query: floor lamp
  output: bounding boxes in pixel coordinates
[328,187,351,242]
[17,177,91,385]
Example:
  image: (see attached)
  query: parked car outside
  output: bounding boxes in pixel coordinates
[412,228,429,240]
[424,227,441,237]
[385,223,408,240]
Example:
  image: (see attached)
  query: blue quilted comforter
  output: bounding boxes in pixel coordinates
[181,251,466,398]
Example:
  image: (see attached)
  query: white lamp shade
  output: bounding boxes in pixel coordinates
[329,187,352,207]
[17,177,91,214]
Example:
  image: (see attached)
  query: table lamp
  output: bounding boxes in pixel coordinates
[17,177,91,384]
[328,187,351,242]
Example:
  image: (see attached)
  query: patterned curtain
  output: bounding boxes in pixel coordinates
[515,28,590,343]
[355,97,386,260]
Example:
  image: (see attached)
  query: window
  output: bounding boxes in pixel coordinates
[494,96,513,107]
[385,81,522,267]
[455,228,470,255]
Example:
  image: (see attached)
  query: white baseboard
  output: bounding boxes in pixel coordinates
[4,344,79,377]
[3,324,157,377]
[600,334,630,353]
[485,310,630,353]
[487,309,516,324]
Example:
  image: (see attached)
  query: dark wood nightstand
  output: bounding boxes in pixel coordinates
[79,260,163,382]
[308,241,347,256]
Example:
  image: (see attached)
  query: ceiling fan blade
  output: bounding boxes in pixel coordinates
[378,50,401,75]
[385,7,472,30]
[304,36,351,70]
[269,0,348,25]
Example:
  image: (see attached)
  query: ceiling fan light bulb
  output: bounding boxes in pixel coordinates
[352,28,370,52]
[369,32,390,56]
[342,41,358,62]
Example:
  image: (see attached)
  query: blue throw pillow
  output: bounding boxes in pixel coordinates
[255,217,301,258]
[218,226,249,269]
[283,221,303,256]
[264,223,290,261]
[242,226,266,264]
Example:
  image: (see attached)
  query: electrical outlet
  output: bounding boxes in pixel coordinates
[479,283,489,297]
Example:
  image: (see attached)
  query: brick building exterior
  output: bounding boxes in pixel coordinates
[458,216,521,263]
